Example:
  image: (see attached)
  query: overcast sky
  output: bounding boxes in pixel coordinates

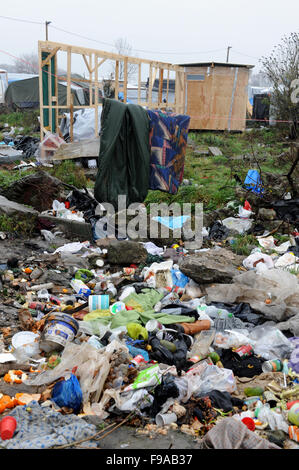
[0,0,298,79]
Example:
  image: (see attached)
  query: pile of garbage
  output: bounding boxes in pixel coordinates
[0,222,299,450]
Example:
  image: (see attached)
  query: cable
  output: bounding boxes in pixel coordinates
[50,24,226,57]
[0,14,43,25]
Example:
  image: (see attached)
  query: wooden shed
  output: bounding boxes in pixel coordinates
[180,62,254,131]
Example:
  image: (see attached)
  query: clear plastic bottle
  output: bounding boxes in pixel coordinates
[187,329,216,360]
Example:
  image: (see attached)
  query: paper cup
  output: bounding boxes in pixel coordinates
[155,412,177,427]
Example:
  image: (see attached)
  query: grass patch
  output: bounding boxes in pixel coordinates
[49,160,87,188]
[230,234,259,256]
[0,213,36,236]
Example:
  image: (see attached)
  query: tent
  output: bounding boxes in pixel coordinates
[4,76,90,110]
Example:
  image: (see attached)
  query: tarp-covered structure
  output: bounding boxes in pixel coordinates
[5,76,89,111]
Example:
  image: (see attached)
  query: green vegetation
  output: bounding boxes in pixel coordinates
[229,234,259,256]
[49,160,87,188]
[0,213,35,236]
[0,110,39,135]
[144,128,290,212]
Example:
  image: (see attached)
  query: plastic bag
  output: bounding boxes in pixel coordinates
[123,365,162,392]
[51,373,83,413]
[257,403,289,432]
[249,325,295,360]
[243,252,274,271]
[222,217,253,234]
[214,329,253,349]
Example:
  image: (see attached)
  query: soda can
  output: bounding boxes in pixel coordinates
[289,426,299,442]
[234,344,254,358]
[131,354,146,366]
[123,267,135,275]
[262,359,283,373]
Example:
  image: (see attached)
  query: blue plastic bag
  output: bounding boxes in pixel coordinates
[244,170,264,195]
[171,269,189,288]
[51,373,83,413]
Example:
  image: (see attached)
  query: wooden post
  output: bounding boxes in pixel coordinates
[158,68,164,105]
[95,54,99,138]
[115,60,119,100]
[70,94,74,142]
[148,63,153,107]
[48,50,52,132]
[54,51,58,133]
[67,46,71,107]
[123,57,128,103]
[38,42,44,141]
[89,54,93,107]
[138,63,141,105]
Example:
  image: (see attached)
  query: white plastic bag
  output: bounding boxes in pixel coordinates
[249,325,295,360]
[222,217,253,234]
[243,252,274,271]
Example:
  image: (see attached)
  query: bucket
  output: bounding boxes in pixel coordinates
[88,295,110,312]
[39,313,79,353]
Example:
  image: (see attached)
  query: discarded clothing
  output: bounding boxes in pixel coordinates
[198,390,243,413]
[198,417,279,449]
[218,348,263,378]
[147,110,190,194]
[94,98,151,209]
[0,401,97,449]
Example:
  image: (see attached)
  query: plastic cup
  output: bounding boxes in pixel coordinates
[155,412,177,427]
[0,416,17,440]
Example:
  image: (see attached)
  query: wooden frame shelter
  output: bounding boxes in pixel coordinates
[181,62,254,131]
[38,40,185,141]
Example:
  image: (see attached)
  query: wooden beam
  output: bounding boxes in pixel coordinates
[41,47,60,67]
[67,47,71,107]
[39,40,184,71]
[158,68,164,104]
[148,63,153,106]
[138,63,141,104]
[82,54,92,74]
[95,54,99,138]
[123,58,128,103]
[38,42,44,141]
[114,60,119,100]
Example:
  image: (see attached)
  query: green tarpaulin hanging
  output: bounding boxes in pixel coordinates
[94,98,151,209]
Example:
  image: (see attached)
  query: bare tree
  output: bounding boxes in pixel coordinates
[110,38,138,83]
[13,52,39,74]
[261,32,299,139]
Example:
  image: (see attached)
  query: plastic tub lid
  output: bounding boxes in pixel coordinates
[11,331,40,349]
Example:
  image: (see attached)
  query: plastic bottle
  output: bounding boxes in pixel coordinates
[187,329,216,359]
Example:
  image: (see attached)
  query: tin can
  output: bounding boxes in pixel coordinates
[262,359,283,373]
[234,344,254,358]
[145,320,163,334]
[131,354,146,366]
[289,426,299,442]
[123,267,136,275]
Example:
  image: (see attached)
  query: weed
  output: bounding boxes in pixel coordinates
[49,160,87,188]
[230,234,259,256]
[0,214,35,236]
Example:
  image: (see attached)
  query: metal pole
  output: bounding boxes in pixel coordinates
[226,46,232,63]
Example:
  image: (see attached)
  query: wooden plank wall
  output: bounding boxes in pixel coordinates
[39,40,185,141]
[184,65,250,131]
